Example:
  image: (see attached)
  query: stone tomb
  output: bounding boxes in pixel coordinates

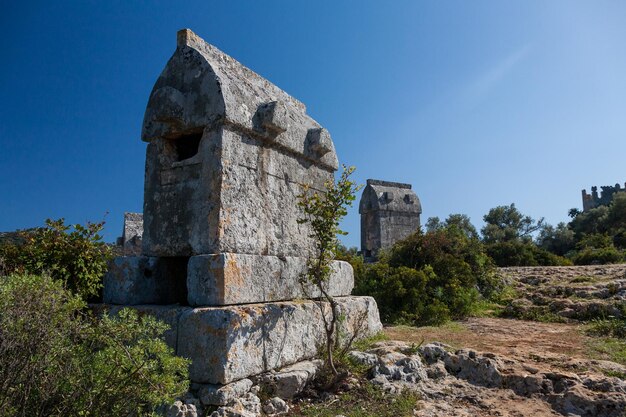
[100,29,382,387]
[115,212,143,256]
[359,179,422,259]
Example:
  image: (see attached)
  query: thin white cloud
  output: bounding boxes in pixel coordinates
[462,44,532,107]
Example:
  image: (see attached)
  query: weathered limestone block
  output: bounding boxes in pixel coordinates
[186,254,354,306]
[177,296,382,384]
[104,254,354,307]
[262,397,289,415]
[251,360,322,399]
[197,378,253,406]
[103,256,187,305]
[92,304,191,351]
[141,29,338,258]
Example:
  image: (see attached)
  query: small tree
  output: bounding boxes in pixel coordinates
[481,204,545,244]
[297,165,362,376]
[536,222,576,256]
[426,214,479,240]
[0,218,112,300]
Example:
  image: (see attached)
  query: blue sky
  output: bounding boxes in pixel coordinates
[1,1,625,248]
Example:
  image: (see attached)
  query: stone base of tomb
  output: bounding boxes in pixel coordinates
[191,359,323,406]
[103,253,354,306]
[92,295,382,384]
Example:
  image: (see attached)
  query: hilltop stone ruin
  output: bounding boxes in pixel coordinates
[359,179,422,259]
[100,29,381,398]
[582,182,626,211]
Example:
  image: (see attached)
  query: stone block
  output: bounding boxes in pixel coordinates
[306,128,332,157]
[262,397,289,415]
[252,360,322,399]
[186,254,354,306]
[257,101,289,135]
[197,378,253,406]
[103,256,187,305]
[177,296,382,384]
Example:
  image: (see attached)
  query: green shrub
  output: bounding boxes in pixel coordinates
[354,221,500,326]
[485,241,571,267]
[587,319,626,339]
[572,246,624,265]
[0,219,112,300]
[0,274,189,417]
[567,234,625,265]
[389,223,500,296]
[355,263,430,324]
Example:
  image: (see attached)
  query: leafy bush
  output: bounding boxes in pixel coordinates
[481,203,544,244]
[389,222,500,297]
[354,217,500,326]
[485,241,572,267]
[587,319,626,339]
[570,233,625,265]
[572,247,624,265]
[355,263,433,324]
[566,193,626,262]
[0,274,189,417]
[0,219,112,300]
[536,222,576,256]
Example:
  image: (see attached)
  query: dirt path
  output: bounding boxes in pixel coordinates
[386,317,626,376]
[386,317,588,363]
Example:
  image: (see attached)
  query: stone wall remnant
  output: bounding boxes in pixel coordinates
[359,179,422,259]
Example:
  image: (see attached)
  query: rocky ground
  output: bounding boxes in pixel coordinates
[499,264,626,321]
[381,318,626,417]
[349,338,626,417]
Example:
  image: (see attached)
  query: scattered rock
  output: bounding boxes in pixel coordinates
[208,393,261,417]
[252,360,322,399]
[349,337,626,417]
[419,342,451,364]
[426,361,447,379]
[370,350,428,383]
[165,400,198,417]
[262,397,289,415]
[348,351,378,366]
[198,379,253,406]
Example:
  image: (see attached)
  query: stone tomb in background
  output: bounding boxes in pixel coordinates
[99,29,382,388]
[359,179,422,259]
[115,212,143,256]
